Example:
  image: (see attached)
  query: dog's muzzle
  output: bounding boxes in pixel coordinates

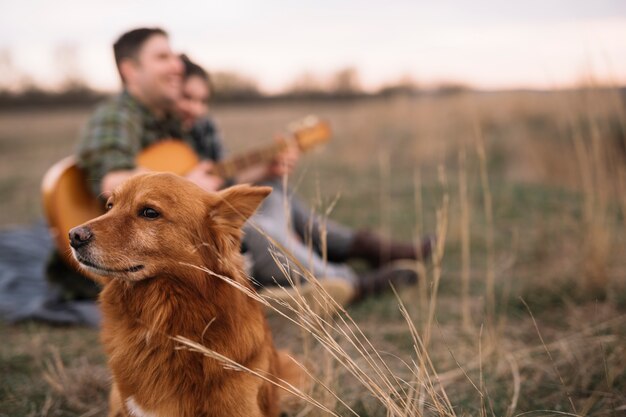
[69,226,93,249]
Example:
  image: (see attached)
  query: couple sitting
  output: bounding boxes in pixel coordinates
[76,27,433,305]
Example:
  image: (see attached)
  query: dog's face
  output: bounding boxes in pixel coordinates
[69,172,270,282]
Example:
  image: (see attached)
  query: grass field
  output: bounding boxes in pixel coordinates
[1,90,626,416]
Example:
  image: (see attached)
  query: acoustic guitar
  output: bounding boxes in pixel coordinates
[42,116,331,267]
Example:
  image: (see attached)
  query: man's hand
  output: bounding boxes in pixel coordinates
[185,160,224,192]
[268,143,300,178]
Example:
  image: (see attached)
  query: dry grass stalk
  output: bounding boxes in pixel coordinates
[504,353,521,417]
[587,119,611,294]
[473,119,497,338]
[392,287,456,417]
[477,325,488,417]
[571,124,611,297]
[413,168,429,330]
[411,166,430,415]
[423,165,450,348]
[41,347,108,415]
[379,148,391,263]
[520,298,578,415]
[311,188,343,413]
[458,145,472,331]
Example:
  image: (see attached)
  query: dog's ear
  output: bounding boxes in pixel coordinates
[211,184,272,229]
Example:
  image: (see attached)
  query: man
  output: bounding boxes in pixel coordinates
[78,28,223,196]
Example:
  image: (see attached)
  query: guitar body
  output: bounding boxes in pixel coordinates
[42,156,105,268]
[136,139,199,175]
[42,117,331,267]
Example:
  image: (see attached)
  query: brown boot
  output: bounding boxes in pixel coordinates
[353,262,419,302]
[348,230,434,267]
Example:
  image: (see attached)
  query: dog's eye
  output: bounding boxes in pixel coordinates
[140,207,160,219]
[106,202,113,211]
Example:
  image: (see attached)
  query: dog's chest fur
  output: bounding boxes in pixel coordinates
[125,396,157,417]
[99,274,275,416]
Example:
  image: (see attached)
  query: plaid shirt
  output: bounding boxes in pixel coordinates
[77,90,223,195]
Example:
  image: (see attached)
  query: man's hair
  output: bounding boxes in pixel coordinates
[180,54,213,93]
[113,27,168,82]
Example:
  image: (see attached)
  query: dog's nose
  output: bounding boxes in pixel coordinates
[69,226,93,249]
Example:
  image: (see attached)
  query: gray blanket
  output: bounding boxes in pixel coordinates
[0,221,100,327]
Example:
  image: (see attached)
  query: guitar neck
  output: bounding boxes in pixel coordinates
[135,118,330,179]
[213,139,288,178]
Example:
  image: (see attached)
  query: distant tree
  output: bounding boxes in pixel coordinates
[434,81,471,96]
[378,74,419,97]
[0,45,106,108]
[211,71,261,101]
[285,72,326,96]
[329,67,362,96]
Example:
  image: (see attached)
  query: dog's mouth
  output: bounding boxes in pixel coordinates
[76,255,145,275]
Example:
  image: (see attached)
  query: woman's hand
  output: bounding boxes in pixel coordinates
[268,144,300,178]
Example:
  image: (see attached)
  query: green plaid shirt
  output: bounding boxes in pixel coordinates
[77,91,223,195]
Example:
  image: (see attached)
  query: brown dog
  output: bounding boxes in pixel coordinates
[70,172,298,417]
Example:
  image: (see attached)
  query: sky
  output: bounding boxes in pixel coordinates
[1,0,626,93]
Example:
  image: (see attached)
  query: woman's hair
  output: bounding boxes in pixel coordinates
[180,54,213,93]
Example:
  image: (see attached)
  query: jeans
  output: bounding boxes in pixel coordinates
[243,180,357,287]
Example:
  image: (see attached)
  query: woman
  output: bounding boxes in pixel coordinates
[178,54,226,163]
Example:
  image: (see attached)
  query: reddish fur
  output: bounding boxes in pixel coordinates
[72,173,299,417]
